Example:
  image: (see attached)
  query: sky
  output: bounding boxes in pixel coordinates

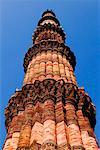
[0,0,100,148]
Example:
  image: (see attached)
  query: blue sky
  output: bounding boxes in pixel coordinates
[0,0,100,148]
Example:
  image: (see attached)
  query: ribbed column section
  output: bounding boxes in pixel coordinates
[46,51,53,79]
[77,110,98,150]
[3,116,13,150]
[17,98,33,150]
[10,115,20,150]
[84,117,98,150]
[55,80,69,150]
[52,51,60,80]
[39,52,46,81]
[3,102,24,150]
[42,99,56,150]
[11,108,25,150]
[30,102,43,149]
[55,101,69,150]
[77,89,98,149]
[65,102,83,149]
[23,51,77,86]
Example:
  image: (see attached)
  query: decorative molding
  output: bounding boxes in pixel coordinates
[5,79,96,131]
[23,41,76,72]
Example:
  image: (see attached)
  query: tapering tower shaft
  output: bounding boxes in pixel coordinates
[3,10,98,150]
[23,10,76,86]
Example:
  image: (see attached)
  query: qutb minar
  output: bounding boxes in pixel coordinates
[3,10,99,150]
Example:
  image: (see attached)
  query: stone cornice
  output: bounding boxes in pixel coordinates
[5,79,96,130]
[23,40,76,72]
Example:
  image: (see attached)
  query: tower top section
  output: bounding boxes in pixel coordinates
[42,9,56,17]
[24,10,76,73]
[33,9,65,43]
[38,9,60,26]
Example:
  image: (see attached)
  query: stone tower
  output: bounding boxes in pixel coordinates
[3,10,99,150]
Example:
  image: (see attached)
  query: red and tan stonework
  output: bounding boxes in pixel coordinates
[3,10,99,150]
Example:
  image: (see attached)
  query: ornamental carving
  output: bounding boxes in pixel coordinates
[78,89,96,128]
[23,41,76,72]
[5,79,96,131]
[3,10,99,150]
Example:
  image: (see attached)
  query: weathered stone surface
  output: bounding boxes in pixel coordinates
[17,123,31,148]
[30,122,43,145]
[4,10,99,150]
[3,138,13,150]
[56,121,68,149]
[43,100,55,121]
[67,124,82,147]
[12,132,20,150]
[23,51,76,85]
[4,79,98,149]
[43,120,56,143]
[55,101,65,123]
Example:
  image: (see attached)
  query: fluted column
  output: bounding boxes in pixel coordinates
[17,98,33,150]
[55,80,69,150]
[84,116,98,150]
[39,52,46,81]
[55,102,69,150]
[64,85,83,149]
[42,99,56,150]
[52,51,60,80]
[46,51,53,79]
[65,103,83,149]
[3,108,12,150]
[77,89,98,150]
[30,102,43,149]
[3,100,21,150]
